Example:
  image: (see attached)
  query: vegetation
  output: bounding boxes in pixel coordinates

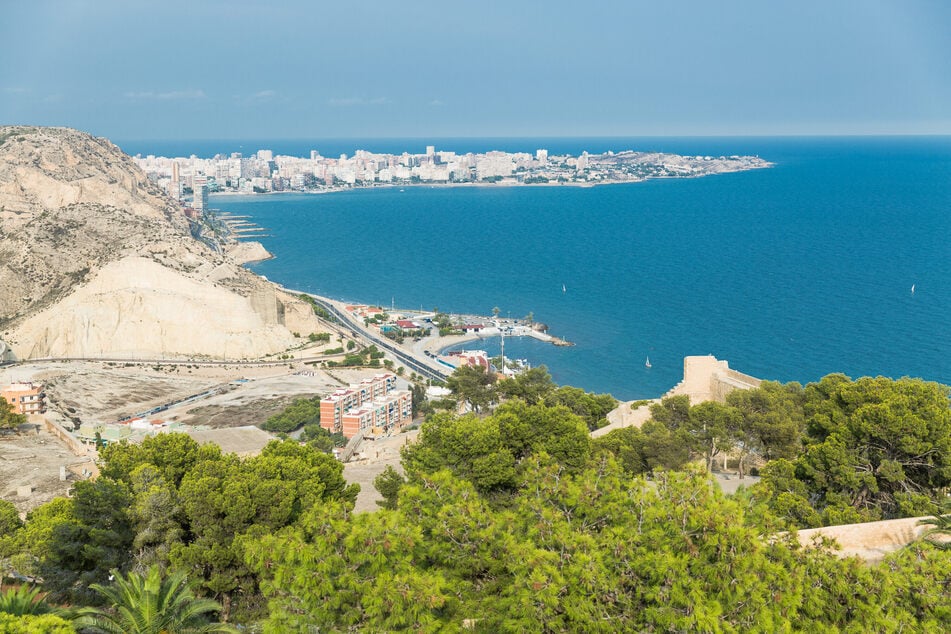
[920,499,951,550]
[249,461,951,632]
[0,585,61,616]
[300,423,346,453]
[260,396,321,433]
[2,372,951,630]
[73,566,238,633]
[297,294,334,322]
[3,434,357,622]
[0,397,26,431]
[446,364,617,430]
[0,613,75,633]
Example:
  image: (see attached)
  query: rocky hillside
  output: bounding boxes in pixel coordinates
[0,126,321,359]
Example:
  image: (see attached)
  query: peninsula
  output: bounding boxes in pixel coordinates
[131,145,771,199]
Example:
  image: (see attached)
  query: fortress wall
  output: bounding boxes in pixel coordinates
[601,355,762,435]
[665,355,761,404]
[593,400,658,438]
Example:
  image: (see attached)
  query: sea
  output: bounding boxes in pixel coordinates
[118,137,951,400]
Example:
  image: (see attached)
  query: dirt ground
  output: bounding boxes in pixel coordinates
[0,361,362,430]
[0,424,92,515]
[343,429,419,512]
[0,361,405,516]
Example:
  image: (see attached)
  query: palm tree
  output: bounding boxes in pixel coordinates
[0,584,60,616]
[920,499,951,550]
[72,566,238,633]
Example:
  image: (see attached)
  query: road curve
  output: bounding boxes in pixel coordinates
[296,291,450,383]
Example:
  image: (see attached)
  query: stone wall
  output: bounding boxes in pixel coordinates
[666,355,761,404]
[795,516,934,561]
[39,414,90,457]
[599,355,761,436]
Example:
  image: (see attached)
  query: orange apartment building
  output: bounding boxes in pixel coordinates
[1,382,46,415]
[319,372,412,439]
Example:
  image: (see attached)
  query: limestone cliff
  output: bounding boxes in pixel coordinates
[0,126,322,359]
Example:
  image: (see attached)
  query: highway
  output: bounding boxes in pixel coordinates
[299,292,450,383]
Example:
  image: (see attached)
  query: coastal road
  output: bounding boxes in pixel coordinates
[295,291,451,383]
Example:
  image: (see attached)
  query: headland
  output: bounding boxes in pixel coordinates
[132,144,771,199]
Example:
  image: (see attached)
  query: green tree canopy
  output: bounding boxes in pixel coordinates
[247,453,951,632]
[43,478,135,605]
[402,401,591,496]
[0,397,27,431]
[446,365,496,413]
[99,433,205,488]
[496,365,556,405]
[260,396,322,433]
[756,375,951,526]
[401,411,517,493]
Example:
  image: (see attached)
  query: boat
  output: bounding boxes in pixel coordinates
[911,284,916,294]
[645,356,652,368]
[562,283,567,293]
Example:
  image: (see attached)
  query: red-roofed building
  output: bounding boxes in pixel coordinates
[446,350,490,369]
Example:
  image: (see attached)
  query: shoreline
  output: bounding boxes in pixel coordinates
[208,166,773,200]
[279,285,569,379]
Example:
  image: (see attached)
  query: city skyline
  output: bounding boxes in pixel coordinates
[2,1,950,140]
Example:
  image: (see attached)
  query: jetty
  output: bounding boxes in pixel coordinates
[215,211,269,240]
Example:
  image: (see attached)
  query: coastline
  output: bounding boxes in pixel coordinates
[208,164,774,200]
[277,284,569,381]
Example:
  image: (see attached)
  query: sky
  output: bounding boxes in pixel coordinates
[2,0,950,140]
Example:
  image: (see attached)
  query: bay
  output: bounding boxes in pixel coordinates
[186,137,951,400]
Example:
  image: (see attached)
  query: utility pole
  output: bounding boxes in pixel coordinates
[499,325,505,377]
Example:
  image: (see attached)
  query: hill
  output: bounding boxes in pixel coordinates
[0,126,319,360]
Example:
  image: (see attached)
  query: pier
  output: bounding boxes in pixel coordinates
[216,211,269,241]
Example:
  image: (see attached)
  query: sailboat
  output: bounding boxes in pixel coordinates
[911,284,916,294]
[645,356,652,369]
[562,283,567,294]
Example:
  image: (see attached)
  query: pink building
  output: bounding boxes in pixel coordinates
[320,373,412,439]
[1,382,45,415]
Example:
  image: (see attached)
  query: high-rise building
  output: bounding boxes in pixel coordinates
[169,162,181,200]
[193,175,208,211]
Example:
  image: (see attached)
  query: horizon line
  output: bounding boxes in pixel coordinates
[114,132,951,143]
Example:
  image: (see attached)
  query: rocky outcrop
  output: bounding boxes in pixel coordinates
[0,126,323,359]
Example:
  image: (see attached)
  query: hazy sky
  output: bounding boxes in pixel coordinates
[2,1,949,139]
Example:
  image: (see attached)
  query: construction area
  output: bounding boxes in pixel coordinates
[0,359,416,514]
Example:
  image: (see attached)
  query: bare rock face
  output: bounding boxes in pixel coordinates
[0,126,321,359]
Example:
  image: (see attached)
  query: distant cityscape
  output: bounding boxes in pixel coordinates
[131,145,771,207]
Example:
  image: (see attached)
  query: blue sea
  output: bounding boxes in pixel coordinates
[121,137,951,400]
